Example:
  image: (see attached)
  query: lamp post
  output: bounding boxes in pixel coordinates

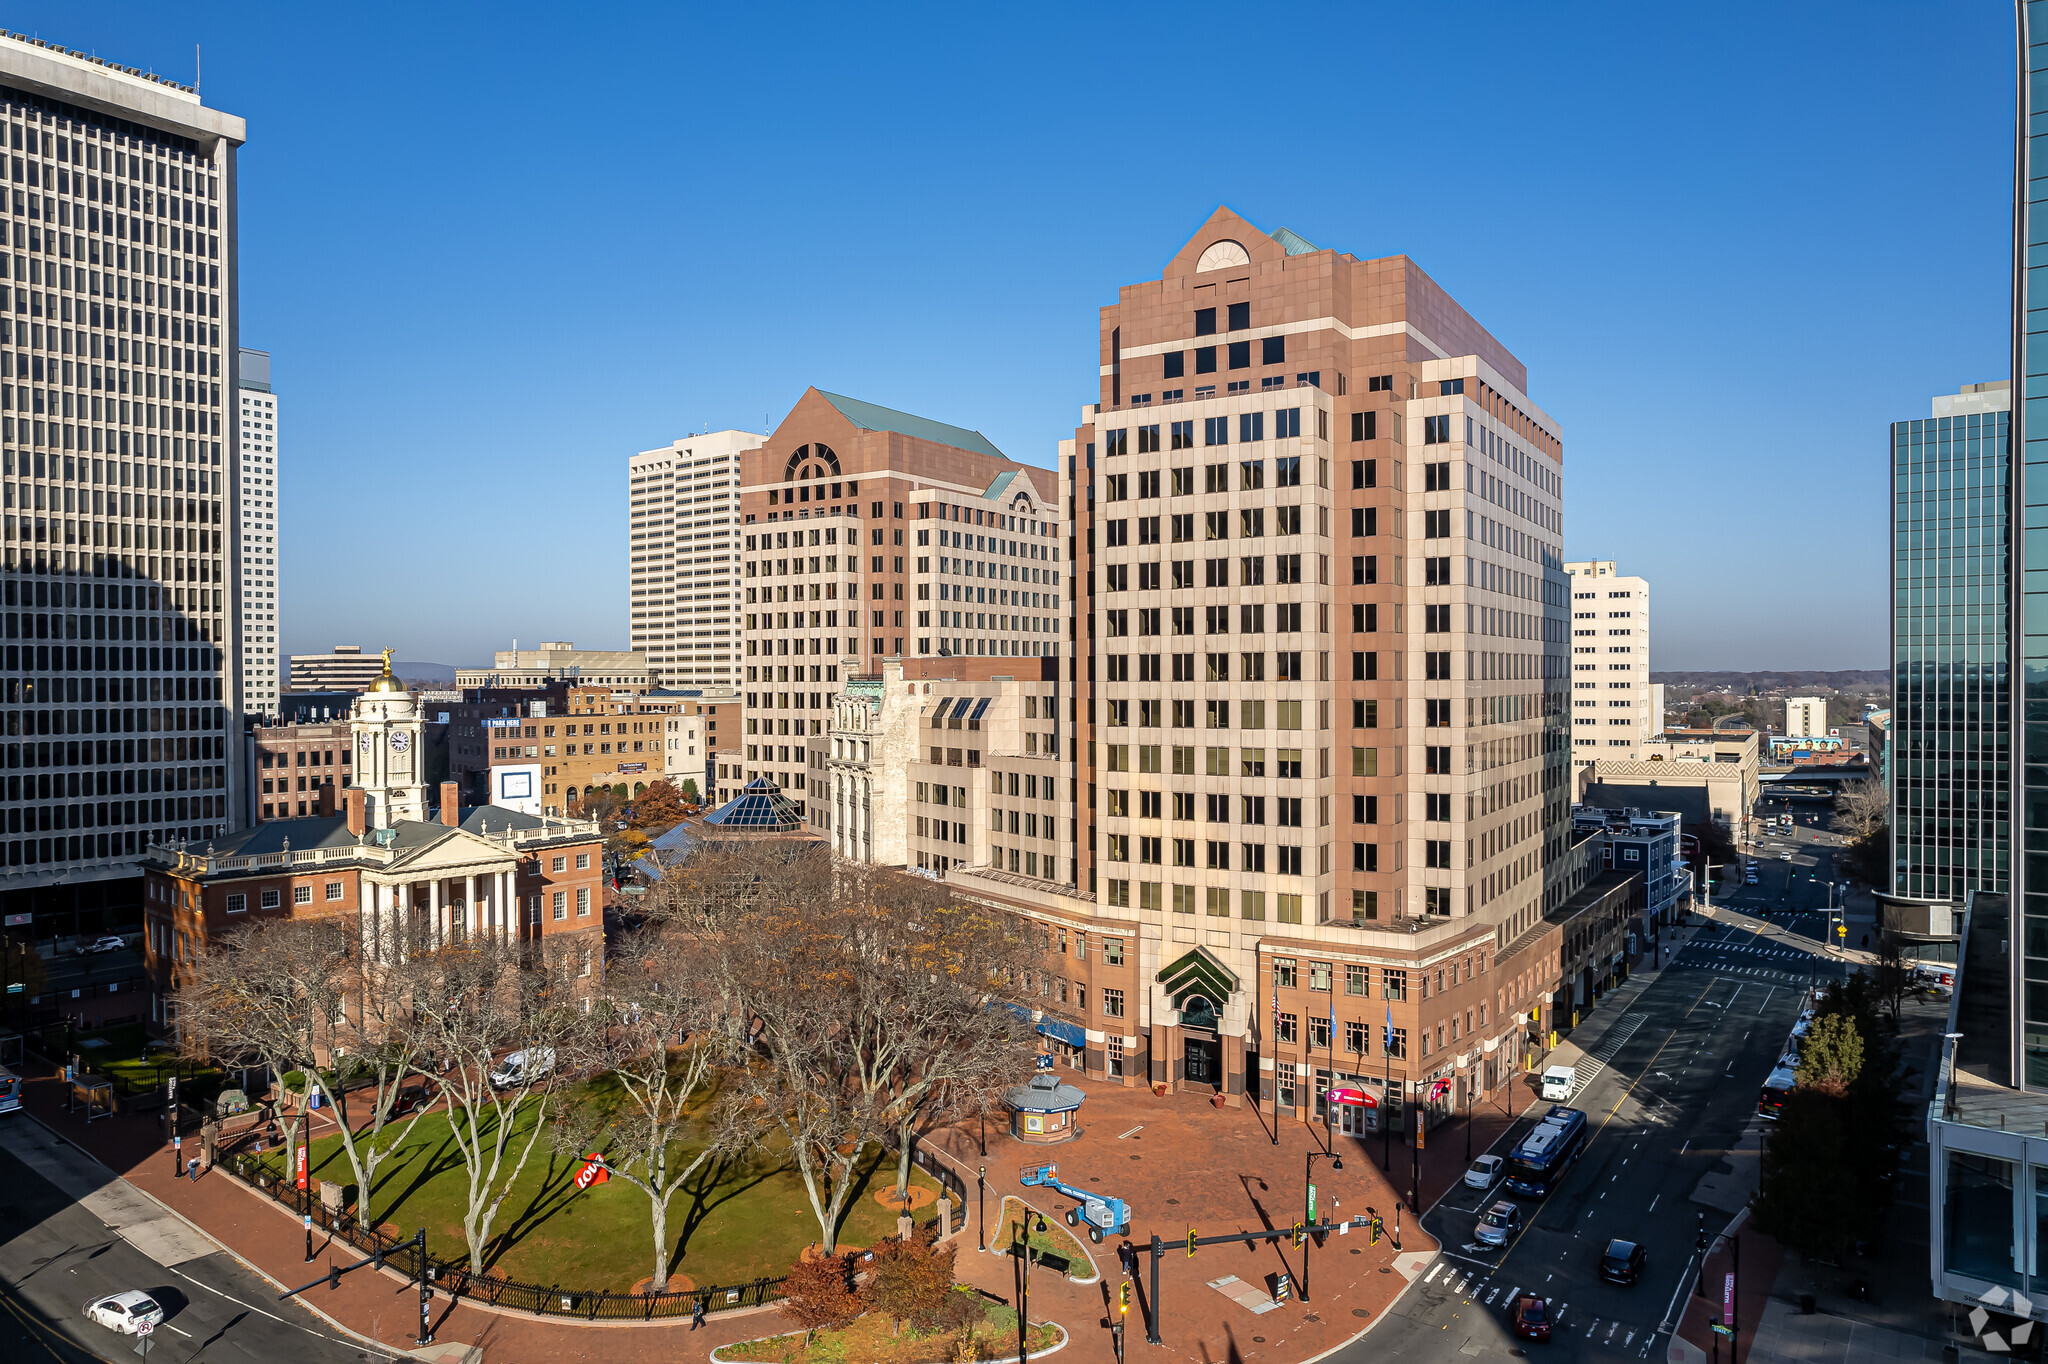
[1017,1212,1046,1364]
[977,1164,987,1254]
[1304,1149,1341,1303]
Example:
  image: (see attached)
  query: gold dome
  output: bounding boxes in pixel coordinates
[365,647,407,694]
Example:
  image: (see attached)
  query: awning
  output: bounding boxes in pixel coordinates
[1037,1016,1087,1048]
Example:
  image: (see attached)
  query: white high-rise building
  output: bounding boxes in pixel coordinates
[1565,560,1654,772]
[1784,696,1827,740]
[0,34,246,928]
[628,430,758,687]
[236,347,277,718]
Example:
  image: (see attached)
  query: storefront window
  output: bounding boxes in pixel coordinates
[1947,1152,2022,1287]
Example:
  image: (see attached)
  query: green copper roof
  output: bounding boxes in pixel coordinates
[1269,226,1318,256]
[817,390,1007,461]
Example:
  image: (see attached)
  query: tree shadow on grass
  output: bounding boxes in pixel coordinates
[480,1147,588,1269]
[668,1147,781,1280]
[367,1117,477,1240]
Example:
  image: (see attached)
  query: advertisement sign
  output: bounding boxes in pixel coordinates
[1723,1271,1735,1325]
[1325,1087,1376,1107]
[483,717,523,729]
[573,1153,610,1190]
[491,763,543,817]
[618,762,647,775]
[3,912,29,926]
[295,1143,308,1191]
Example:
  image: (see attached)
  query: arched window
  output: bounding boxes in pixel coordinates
[782,443,842,481]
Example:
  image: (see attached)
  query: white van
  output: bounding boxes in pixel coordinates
[489,1048,556,1089]
[1539,1064,1576,1102]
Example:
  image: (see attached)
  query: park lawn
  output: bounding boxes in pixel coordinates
[252,1088,939,1292]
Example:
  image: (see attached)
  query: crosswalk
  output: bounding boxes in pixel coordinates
[1422,1259,1658,1356]
[1673,938,1843,982]
[1575,1012,1646,1090]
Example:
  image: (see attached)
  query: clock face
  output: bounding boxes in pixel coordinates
[358,734,372,752]
[390,732,412,754]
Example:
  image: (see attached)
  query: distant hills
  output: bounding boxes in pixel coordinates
[395,661,457,684]
[1651,669,1886,692]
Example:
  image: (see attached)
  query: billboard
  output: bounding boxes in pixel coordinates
[492,763,543,817]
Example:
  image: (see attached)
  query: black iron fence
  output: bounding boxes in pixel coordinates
[220,1152,783,1321]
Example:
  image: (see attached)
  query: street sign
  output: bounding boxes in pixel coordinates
[1711,1323,1734,1337]
[1307,1183,1317,1222]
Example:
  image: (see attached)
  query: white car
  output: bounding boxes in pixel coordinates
[489,1047,556,1089]
[1463,1154,1505,1192]
[84,1290,164,1335]
[76,935,127,956]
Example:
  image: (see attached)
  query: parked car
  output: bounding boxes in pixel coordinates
[1463,1154,1505,1192]
[1476,1200,1521,1247]
[1511,1293,1551,1341]
[489,1048,556,1089]
[1600,1238,1647,1284]
[76,935,126,956]
[1780,851,1794,861]
[83,1290,164,1335]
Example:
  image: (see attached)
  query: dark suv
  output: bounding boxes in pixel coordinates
[1600,1238,1646,1285]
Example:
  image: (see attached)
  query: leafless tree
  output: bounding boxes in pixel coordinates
[174,916,351,1177]
[1836,779,1890,842]
[400,937,590,1272]
[316,916,442,1233]
[554,924,760,1292]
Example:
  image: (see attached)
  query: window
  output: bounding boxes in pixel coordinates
[1346,964,1369,996]
[1204,416,1229,446]
[259,889,282,910]
[1351,412,1377,442]
[1346,1020,1367,1054]
[552,891,568,920]
[1164,351,1185,379]
[1382,969,1408,1001]
[577,887,592,916]
[1195,307,1217,336]
[1277,1011,1298,1044]
[1262,336,1285,366]
[1423,509,1451,538]
[293,885,312,905]
[1103,988,1126,1019]
[1195,346,1217,374]
[552,856,567,873]
[1423,414,1451,444]
[226,893,246,914]
[1239,412,1265,444]
[325,881,344,901]
[1104,938,1124,966]
[1351,507,1376,536]
[575,852,591,870]
[1227,302,1249,330]
[1273,957,1298,989]
[1228,341,1250,369]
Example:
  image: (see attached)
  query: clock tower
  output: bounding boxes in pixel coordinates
[350,648,427,828]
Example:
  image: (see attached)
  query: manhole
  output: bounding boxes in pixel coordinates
[1351,1309,1371,1318]
[1252,1338,1265,1344]
[1350,1248,1361,1255]
[1380,1266,1392,1273]
[1130,1154,1141,1161]
[1303,1314,1320,1323]
[1166,1198,1180,1206]
[1089,1177,1100,1183]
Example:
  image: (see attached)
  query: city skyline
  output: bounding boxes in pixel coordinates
[30,1,2011,671]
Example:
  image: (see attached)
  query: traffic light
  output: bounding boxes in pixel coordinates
[1370,1216,1383,1246]
[1119,1280,1131,1316]
[1186,1227,1197,1258]
[1292,1221,1305,1247]
[327,1262,340,1292]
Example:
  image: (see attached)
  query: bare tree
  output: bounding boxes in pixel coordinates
[317,916,442,1233]
[554,924,759,1292]
[401,937,589,1272]
[1837,779,1890,842]
[174,916,350,1177]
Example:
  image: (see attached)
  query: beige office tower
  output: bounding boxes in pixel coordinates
[1564,560,1653,771]
[1054,208,1572,1120]
[236,346,276,718]
[628,430,759,687]
[0,34,246,935]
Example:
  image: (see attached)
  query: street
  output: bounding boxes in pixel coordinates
[1342,920,1849,1364]
[0,1118,399,1364]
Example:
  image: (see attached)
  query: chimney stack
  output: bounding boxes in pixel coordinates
[315,782,337,819]
[441,781,462,827]
[344,787,367,837]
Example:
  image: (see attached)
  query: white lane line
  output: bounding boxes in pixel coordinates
[164,1325,192,1337]
[1425,1262,1444,1283]
[1648,1194,1660,1212]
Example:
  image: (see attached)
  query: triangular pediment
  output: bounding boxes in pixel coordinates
[1162,205,1290,280]
[385,826,519,874]
[1155,945,1240,1005]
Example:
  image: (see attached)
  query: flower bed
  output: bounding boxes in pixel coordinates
[992,1196,1097,1284]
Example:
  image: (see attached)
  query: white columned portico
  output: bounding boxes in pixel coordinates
[428,879,443,946]
[463,875,477,940]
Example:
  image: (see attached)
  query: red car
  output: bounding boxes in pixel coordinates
[1512,1294,1551,1342]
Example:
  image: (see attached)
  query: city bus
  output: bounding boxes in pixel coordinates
[1504,1105,1588,1198]
[1757,1063,1796,1120]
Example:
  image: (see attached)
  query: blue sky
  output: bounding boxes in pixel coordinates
[40,2,2011,671]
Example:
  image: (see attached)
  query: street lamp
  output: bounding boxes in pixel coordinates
[977,1164,987,1254]
[1304,1149,1342,1303]
[1017,1212,1047,1364]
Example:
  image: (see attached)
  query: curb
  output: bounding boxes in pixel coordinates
[710,1317,1069,1364]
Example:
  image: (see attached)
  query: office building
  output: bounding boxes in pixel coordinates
[962,208,1572,1121]
[0,34,246,938]
[287,643,385,692]
[1783,694,1828,740]
[249,718,349,822]
[454,641,650,690]
[735,387,1061,822]
[629,431,755,688]
[1564,560,1653,771]
[236,346,276,717]
[1886,383,2009,904]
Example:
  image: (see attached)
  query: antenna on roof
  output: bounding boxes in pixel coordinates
[195,43,200,95]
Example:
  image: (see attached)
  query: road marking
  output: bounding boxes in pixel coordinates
[1486,1287,1501,1305]
[164,1325,191,1337]
[1648,1194,1659,1212]
[1117,1125,1143,1140]
[1625,1330,1637,1346]
[1425,1262,1444,1283]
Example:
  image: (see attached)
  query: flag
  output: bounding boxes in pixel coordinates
[1384,1005,1393,1052]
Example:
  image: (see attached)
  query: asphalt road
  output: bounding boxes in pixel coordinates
[1347,930,1847,1363]
[0,1130,397,1364]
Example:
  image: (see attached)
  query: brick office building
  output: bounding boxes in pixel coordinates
[736,388,1063,822]
[249,719,348,822]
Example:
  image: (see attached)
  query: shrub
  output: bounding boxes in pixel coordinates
[781,1252,859,1338]
[863,1237,957,1332]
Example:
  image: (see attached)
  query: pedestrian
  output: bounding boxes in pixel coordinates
[186,1156,199,1182]
[690,1297,705,1331]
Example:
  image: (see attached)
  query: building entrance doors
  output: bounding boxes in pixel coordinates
[1184,1036,1220,1089]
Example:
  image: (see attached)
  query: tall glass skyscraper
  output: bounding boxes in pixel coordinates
[1890,385,2010,902]
[2019,1,2048,1085]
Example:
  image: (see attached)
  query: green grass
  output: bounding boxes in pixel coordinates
[248,1080,940,1292]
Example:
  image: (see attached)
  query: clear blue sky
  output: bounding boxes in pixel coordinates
[40,2,2011,671]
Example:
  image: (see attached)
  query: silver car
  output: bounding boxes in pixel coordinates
[1476,1200,1521,1247]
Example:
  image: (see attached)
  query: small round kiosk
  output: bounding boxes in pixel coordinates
[1004,1071,1086,1144]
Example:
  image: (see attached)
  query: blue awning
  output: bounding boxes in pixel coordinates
[1037,1016,1086,1048]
